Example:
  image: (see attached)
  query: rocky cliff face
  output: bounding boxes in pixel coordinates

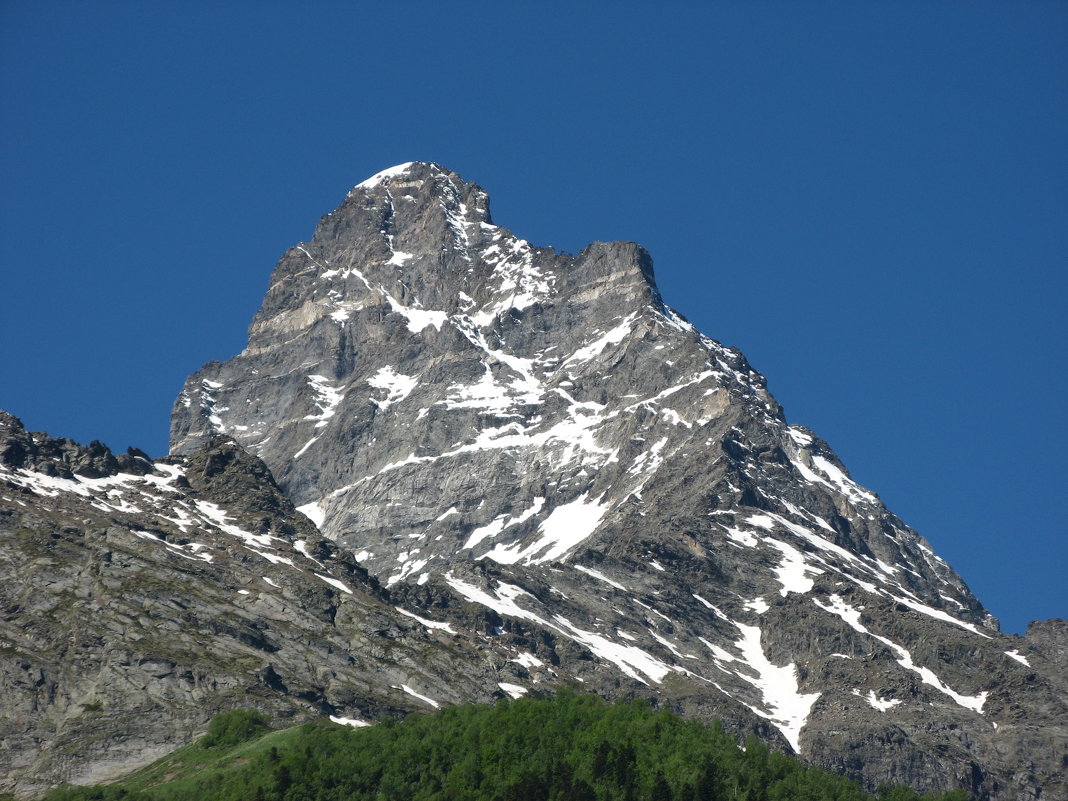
[167,162,1066,798]
[1,163,1063,799]
[0,411,500,797]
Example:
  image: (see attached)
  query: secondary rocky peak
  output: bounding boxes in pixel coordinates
[1,410,152,479]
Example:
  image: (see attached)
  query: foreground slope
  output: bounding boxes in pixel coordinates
[40,697,975,801]
[0,412,500,797]
[167,163,1066,798]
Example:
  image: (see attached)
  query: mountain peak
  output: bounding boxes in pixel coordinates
[351,160,455,191]
[159,166,1067,799]
[2,166,1064,800]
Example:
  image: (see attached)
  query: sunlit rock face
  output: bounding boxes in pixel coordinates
[0,413,500,798]
[168,163,1067,799]
[4,164,1062,799]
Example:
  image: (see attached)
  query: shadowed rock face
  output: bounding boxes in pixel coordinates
[1,164,1063,798]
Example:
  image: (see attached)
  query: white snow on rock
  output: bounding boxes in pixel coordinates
[742,511,987,638]
[573,564,626,591]
[355,162,416,190]
[329,715,372,727]
[386,250,414,267]
[463,497,545,550]
[305,375,344,428]
[553,613,675,685]
[732,623,820,753]
[315,573,354,595]
[765,538,823,596]
[724,527,759,547]
[444,574,674,684]
[564,314,637,365]
[816,595,988,714]
[885,593,992,639]
[195,501,275,548]
[388,555,431,586]
[1005,649,1031,666]
[744,597,770,615]
[809,455,878,504]
[396,608,457,634]
[296,501,325,528]
[368,366,417,409]
[853,688,902,712]
[439,360,543,415]
[481,493,608,565]
[294,375,345,458]
[132,530,213,562]
[498,682,528,699]
[510,652,544,669]
[747,514,776,531]
[396,684,440,709]
[692,594,731,621]
[386,297,448,333]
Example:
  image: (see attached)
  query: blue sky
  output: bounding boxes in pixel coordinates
[2,2,1064,635]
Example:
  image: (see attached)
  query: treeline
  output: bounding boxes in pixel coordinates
[38,692,970,801]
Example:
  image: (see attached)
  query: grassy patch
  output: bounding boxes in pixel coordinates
[119,723,305,794]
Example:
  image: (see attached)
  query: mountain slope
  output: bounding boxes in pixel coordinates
[0,412,500,797]
[1,163,1063,799]
[165,163,1066,798]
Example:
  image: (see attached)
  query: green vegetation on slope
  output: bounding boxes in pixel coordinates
[38,693,971,801]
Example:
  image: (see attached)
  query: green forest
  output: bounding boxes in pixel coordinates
[34,692,971,801]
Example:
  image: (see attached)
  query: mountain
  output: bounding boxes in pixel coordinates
[0,412,501,797]
[2,162,1064,799]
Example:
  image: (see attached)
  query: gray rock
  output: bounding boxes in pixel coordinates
[165,162,1065,799]
[2,162,1063,799]
[0,413,499,797]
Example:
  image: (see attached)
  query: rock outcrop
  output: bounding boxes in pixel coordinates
[0,413,498,797]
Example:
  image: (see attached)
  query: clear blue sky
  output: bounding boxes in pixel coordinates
[2,2,1064,635]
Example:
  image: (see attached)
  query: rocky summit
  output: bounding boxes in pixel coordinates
[2,162,1064,799]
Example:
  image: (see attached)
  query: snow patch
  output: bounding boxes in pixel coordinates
[355,162,416,190]
[315,574,353,595]
[816,595,988,714]
[765,539,823,596]
[482,493,608,565]
[396,608,457,634]
[444,574,674,684]
[397,684,440,709]
[563,314,637,365]
[733,623,820,753]
[573,565,626,590]
[464,497,545,550]
[296,501,325,528]
[368,366,417,409]
[330,716,372,727]
[1005,649,1030,666]
[853,689,901,712]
